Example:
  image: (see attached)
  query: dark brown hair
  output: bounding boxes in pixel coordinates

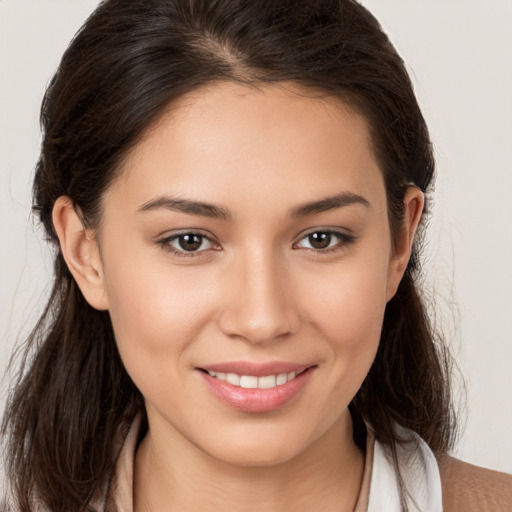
[2,1,457,510]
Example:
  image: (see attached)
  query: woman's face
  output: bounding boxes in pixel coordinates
[93,82,413,466]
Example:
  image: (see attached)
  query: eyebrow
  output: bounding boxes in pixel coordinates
[137,191,370,220]
[138,196,232,221]
[290,192,370,218]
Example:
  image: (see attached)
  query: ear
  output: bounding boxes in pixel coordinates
[52,196,109,310]
[386,186,424,301]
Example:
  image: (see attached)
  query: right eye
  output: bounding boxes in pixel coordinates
[158,232,218,257]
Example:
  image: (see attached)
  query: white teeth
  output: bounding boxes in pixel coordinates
[258,375,276,389]
[240,375,259,388]
[206,370,300,388]
[276,373,288,385]
[225,373,241,386]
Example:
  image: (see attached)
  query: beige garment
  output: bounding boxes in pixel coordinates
[438,454,512,512]
[104,415,512,512]
[353,432,373,512]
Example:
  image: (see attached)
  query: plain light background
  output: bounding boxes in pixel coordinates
[1,0,511,474]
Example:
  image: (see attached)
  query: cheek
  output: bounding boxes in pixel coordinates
[101,249,218,381]
[304,260,389,346]
[299,252,390,402]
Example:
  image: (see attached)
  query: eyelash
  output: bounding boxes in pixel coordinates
[157,229,356,258]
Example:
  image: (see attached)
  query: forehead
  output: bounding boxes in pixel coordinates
[108,82,384,215]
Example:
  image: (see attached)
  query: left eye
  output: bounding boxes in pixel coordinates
[162,233,215,253]
[295,231,347,250]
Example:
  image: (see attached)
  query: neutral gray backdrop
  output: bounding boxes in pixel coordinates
[1,0,511,473]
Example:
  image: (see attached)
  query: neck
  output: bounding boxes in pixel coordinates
[134,411,365,512]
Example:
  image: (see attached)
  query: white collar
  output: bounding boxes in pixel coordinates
[109,417,443,512]
[368,429,443,512]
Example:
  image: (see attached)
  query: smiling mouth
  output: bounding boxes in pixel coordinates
[198,365,316,412]
[201,369,306,389]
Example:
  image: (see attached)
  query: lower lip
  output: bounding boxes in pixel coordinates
[199,367,315,413]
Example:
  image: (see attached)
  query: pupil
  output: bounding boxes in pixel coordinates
[179,234,202,251]
[309,232,331,249]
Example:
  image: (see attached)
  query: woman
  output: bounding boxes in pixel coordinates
[2,0,511,511]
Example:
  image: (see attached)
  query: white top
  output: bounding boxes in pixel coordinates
[108,416,443,512]
[368,428,443,511]
[1,416,443,511]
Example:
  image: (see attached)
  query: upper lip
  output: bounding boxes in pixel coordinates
[198,361,313,377]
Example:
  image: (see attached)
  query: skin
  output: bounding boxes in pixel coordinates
[53,82,424,512]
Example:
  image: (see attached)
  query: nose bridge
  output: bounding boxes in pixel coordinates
[219,244,298,343]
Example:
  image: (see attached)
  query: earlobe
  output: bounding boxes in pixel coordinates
[386,186,425,301]
[52,196,109,310]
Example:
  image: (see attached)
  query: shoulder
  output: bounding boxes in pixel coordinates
[437,454,512,512]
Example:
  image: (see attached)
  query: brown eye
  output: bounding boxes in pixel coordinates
[295,230,356,253]
[307,232,332,249]
[177,234,204,251]
[158,232,216,256]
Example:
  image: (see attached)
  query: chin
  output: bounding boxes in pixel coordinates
[196,420,321,468]
[211,440,306,468]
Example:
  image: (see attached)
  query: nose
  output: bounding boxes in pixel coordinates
[217,248,300,344]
